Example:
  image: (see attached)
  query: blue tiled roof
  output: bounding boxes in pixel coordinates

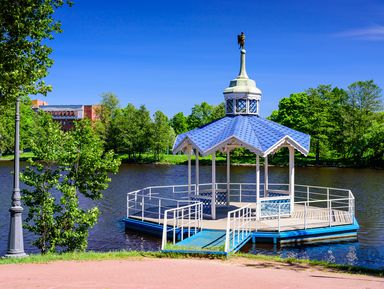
[173,115,310,156]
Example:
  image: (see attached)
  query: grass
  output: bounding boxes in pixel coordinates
[0,251,383,277]
[0,152,34,161]
[164,243,225,252]
[118,153,227,165]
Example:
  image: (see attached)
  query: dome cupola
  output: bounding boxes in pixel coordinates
[223,33,262,116]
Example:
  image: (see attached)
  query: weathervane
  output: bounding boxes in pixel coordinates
[237,32,245,49]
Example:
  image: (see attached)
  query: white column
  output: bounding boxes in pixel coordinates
[187,146,191,195]
[289,146,295,214]
[256,154,260,220]
[264,155,269,197]
[226,149,230,206]
[195,149,199,195]
[211,152,216,220]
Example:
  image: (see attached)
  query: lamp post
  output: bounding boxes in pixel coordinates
[5,95,27,257]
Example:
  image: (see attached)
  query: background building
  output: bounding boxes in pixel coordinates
[32,100,100,130]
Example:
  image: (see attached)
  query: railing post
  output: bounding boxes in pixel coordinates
[161,211,168,250]
[141,197,144,221]
[304,202,307,230]
[173,211,176,244]
[149,187,152,199]
[225,213,230,252]
[188,206,191,238]
[181,209,184,241]
[278,203,281,232]
[352,197,355,224]
[237,211,240,244]
[201,203,204,230]
[240,184,242,203]
[306,186,310,202]
[126,195,129,218]
[329,200,332,227]
[158,199,161,224]
[194,204,197,234]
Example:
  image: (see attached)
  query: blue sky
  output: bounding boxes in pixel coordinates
[44,0,384,117]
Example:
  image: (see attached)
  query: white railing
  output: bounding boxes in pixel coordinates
[161,202,203,250]
[127,187,196,223]
[127,183,356,233]
[224,204,253,253]
[260,186,355,232]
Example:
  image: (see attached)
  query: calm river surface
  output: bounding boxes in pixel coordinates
[0,163,383,269]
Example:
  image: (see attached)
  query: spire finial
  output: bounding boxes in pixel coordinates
[237,32,245,49]
[237,32,248,78]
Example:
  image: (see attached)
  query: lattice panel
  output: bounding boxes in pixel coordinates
[216,192,227,206]
[249,99,257,113]
[236,99,246,113]
[226,100,234,114]
[191,195,212,215]
[260,199,291,217]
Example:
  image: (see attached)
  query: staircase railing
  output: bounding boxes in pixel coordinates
[224,204,253,253]
[161,202,203,250]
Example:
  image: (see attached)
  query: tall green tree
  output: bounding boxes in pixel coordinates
[135,105,152,156]
[151,111,175,160]
[170,112,189,135]
[187,102,225,129]
[21,115,120,253]
[109,104,137,154]
[95,92,120,144]
[0,0,72,102]
[343,80,383,163]
[0,97,37,155]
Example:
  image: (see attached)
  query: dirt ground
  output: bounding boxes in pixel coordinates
[0,257,382,289]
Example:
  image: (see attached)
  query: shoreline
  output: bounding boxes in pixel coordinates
[0,153,384,170]
[1,151,382,169]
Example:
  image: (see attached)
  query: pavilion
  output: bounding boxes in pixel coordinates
[124,36,357,254]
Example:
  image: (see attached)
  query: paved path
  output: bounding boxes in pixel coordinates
[0,258,382,289]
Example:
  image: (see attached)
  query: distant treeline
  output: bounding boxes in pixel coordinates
[0,80,382,167]
[93,94,225,161]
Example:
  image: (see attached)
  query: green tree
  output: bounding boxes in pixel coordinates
[109,104,152,159]
[170,112,189,135]
[151,111,175,160]
[21,115,120,253]
[362,112,384,166]
[135,105,152,156]
[0,97,37,155]
[187,102,225,129]
[343,80,383,164]
[95,92,120,145]
[0,0,71,102]
[109,104,137,155]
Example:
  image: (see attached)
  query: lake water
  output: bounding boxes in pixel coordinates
[0,163,383,269]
